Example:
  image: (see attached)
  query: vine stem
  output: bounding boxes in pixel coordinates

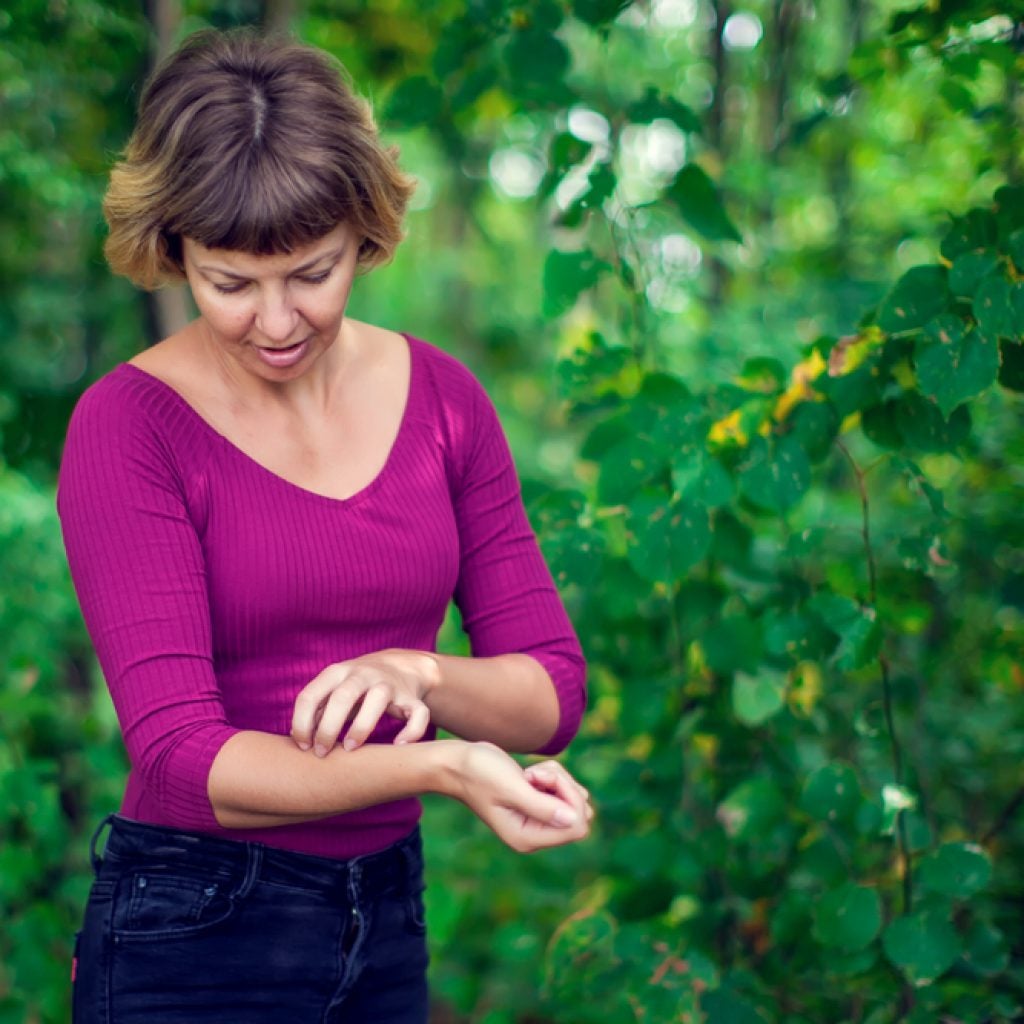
[836,440,913,915]
[983,784,1024,845]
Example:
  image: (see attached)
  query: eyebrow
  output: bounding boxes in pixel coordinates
[196,246,346,280]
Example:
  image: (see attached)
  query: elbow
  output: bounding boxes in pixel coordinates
[128,722,239,832]
[531,650,587,757]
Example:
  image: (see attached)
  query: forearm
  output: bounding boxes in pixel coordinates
[207,730,461,829]
[421,651,561,753]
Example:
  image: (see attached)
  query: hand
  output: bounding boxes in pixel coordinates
[447,741,593,853]
[291,649,438,757]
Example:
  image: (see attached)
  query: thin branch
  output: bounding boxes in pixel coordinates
[983,784,1024,845]
[836,440,913,915]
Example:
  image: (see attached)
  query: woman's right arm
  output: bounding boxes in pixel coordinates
[207,732,589,852]
[57,376,588,851]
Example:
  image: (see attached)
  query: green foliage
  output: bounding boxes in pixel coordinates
[4,0,1024,1022]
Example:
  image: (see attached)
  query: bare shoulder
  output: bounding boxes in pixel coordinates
[345,319,413,398]
[126,322,207,395]
[347,318,409,366]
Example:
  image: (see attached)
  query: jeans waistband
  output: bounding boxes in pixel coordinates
[91,813,421,896]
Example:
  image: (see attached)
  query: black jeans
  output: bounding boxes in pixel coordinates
[72,814,430,1023]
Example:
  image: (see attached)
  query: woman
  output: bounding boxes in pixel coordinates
[57,28,591,1024]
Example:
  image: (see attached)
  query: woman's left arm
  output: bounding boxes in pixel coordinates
[291,360,586,759]
[291,647,560,754]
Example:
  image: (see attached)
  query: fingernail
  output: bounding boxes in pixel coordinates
[314,744,326,758]
[296,741,310,751]
[552,807,578,827]
[342,738,357,751]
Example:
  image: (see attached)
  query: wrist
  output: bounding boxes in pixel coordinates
[422,738,470,801]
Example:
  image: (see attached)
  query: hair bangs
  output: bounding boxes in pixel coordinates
[171,148,346,257]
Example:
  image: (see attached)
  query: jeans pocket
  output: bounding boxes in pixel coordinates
[112,869,238,942]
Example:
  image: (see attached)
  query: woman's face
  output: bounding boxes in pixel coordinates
[181,223,359,382]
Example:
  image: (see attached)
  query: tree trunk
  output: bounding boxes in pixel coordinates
[707,0,731,309]
[141,0,191,344]
[763,0,801,160]
[827,0,865,279]
[263,0,297,33]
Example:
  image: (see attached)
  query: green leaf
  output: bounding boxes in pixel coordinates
[893,393,971,452]
[625,491,711,583]
[877,266,951,334]
[556,333,631,403]
[542,249,610,317]
[540,523,605,590]
[385,76,445,126]
[737,357,786,393]
[939,78,974,114]
[915,316,999,417]
[763,610,827,661]
[948,250,999,298]
[598,436,669,504]
[973,275,1015,339]
[1007,227,1024,273]
[718,777,786,840]
[504,29,571,95]
[671,451,734,507]
[861,402,903,450]
[883,909,962,985]
[732,670,787,726]
[570,163,616,213]
[1011,280,1024,341]
[940,208,997,261]
[666,164,742,243]
[702,988,764,1024]
[546,131,591,180]
[994,184,1024,240]
[702,615,762,673]
[571,0,632,27]
[918,842,992,899]
[628,86,702,133]
[999,338,1024,390]
[807,593,881,670]
[801,762,862,823]
[961,921,1009,977]
[813,883,883,952]
[737,437,811,513]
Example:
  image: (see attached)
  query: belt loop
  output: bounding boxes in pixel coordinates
[237,842,263,898]
[401,825,422,876]
[88,813,117,874]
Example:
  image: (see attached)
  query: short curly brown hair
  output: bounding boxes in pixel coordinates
[103,29,416,290]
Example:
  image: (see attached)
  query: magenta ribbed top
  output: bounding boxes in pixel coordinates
[56,333,586,858]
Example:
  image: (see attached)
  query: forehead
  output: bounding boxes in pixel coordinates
[183,223,353,274]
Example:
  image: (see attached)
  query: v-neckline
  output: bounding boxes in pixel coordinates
[118,332,419,507]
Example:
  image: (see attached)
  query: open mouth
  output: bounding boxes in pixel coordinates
[256,338,310,367]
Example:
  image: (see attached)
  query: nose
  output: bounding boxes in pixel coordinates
[254,287,300,344]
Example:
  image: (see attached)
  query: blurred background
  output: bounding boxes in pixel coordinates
[2,0,1022,1021]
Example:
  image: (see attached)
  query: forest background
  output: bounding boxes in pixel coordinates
[2,0,1023,1021]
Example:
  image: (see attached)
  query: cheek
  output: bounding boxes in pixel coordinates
[199,301,251,336]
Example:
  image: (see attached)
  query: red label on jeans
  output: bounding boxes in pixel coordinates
[71,957,77,983]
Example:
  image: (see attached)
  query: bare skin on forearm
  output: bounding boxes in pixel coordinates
[207,731,592,853]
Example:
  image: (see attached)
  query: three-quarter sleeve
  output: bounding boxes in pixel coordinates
[56,378,240,830]
[449,372,587,755]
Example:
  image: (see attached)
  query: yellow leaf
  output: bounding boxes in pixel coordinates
[692,733,719,763]
[708,408,748,447]
[774,348,827,422]
[788,661,823,716]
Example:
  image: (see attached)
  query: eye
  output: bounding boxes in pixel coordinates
[297,270,331,286]
[212,281,247,295]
